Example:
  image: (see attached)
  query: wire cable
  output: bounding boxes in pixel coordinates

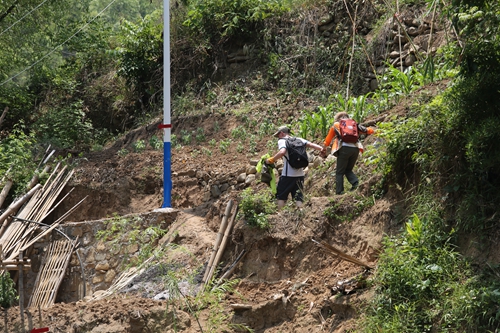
[0,0,119,87]
[0,0,51,37]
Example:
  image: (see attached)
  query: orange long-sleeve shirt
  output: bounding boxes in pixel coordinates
[324,121,374,155]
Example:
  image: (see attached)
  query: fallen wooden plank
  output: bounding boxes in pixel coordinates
[312,239,373,269]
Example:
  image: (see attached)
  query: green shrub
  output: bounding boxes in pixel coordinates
[133,139,146,152]
[149,136,163,150]
[183,0,289,43]
[36,100,94,149]
[0,272,17,308]
[238,188,276,229]
[363,214,500,332]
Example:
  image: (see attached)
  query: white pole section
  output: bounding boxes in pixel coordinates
[160,0,172,208]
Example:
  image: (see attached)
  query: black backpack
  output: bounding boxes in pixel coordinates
[284,137,309,169]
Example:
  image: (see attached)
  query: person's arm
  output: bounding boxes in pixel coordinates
[358,124,375,135]
[266,147,287,164]
[324,126,336,147]
[306,141,325,154]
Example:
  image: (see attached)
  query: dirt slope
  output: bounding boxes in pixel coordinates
[2,77,453,332]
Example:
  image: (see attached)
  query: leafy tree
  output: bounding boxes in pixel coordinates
[116,10,163,117]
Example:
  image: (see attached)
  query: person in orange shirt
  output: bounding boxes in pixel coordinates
[323,112,375,195]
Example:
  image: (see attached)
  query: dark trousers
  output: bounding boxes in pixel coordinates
[336,146,359,194]
[276,176,305,202]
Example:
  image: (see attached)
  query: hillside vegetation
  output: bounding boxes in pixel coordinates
[1,0,500,332]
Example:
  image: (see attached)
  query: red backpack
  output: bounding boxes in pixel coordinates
[338,118,359,143]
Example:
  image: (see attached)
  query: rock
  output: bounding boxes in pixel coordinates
[319,21,336,33]
[389,51,400,59]
[237,173,246,183]
[211,185,221,198]
[312,156,323,168]
[393,34,409,44]
[104,269,116,283]
[246,165,257,174]
[92,275,104,284]
[318,14,334,26]
[407,26,419,36]
[404,54,416,66]
[95,262,110,271]
[196,170,210,181]
[127,243,139,254]
[245,174,256,185]
[365,71,376,79]
[220,183,230,192]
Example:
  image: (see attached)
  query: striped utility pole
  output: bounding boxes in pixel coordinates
[160,0,172,208]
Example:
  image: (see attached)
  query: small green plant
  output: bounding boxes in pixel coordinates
[91,143,104,151]
[231,126,246,140]
[248,135,257,154]
[149,136,163,150]
[209,138,217,147]
[133,139,146,152]
[266,140,275,151]
[191,149,200,158]
[202,147,212,156]
[238,188,276,229]
[171,134,180,148]
[180,129,192,145]
[195,128,206,143]
[219,140,231,154]
[96,213,130,241]
[117,148,129,157]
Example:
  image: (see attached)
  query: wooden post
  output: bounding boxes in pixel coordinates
[206,204,238,286]
[202,200,233,284]
[18,251,25,333]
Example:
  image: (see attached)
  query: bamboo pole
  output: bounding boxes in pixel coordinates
[0,107,7,128]
[344,2,359,102]
[313,239,372,269]
[205,204,238,286]
[202,200,233,284]
[396,0,403,71]
[215,249,246,287]
[0,179,12,209]
[0,184,42,238]
[18,251,25,333]
[426,0,438,56]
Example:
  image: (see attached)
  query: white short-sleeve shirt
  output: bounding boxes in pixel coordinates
[278,137,308,177]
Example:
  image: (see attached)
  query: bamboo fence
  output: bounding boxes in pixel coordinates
[28,238,77,309]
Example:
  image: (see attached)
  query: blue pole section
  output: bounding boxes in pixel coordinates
[162,0,172,208]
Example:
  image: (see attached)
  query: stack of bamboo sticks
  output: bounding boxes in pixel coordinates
[0,163,75,261]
